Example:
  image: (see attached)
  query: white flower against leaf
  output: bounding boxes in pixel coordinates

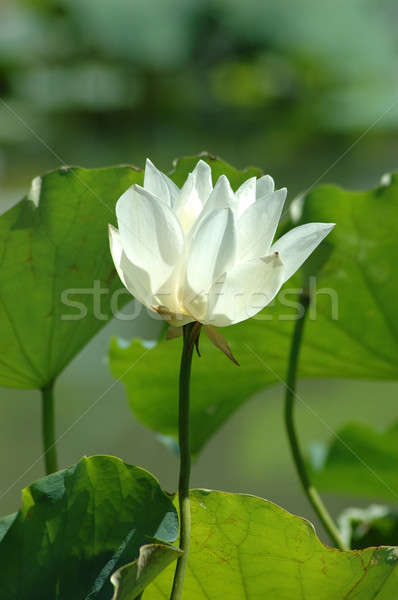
[109,159,334,328]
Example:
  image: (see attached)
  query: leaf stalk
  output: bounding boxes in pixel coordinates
[41,380,58,475]
[284,291,348,550]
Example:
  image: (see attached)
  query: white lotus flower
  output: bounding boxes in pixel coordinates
[109,159,334,328]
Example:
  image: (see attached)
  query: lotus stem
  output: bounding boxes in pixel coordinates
[284,291,347,550]
[170,322,196,600]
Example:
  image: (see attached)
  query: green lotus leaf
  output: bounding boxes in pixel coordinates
[146,490,398,599]
[0,455,178,600]
[310,421,398,502]
[0,165,143,388]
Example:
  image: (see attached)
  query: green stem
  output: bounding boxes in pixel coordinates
[170,323,195,600]
[41,381,58,475]
[284,292,347,550]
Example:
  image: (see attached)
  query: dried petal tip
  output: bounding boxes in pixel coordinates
[166,326,183,340]
[152,305,168,315]
[152,305,176,321]
[204,325,240,366]
[194,333,201,358]
[187,322,202,355]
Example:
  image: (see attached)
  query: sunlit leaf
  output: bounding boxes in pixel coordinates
[111,543,181,600]
[310,421,398,502]
[145,490,398,599]
[0,165,142,389]
[0,455,178,600]
[109,168,398,454]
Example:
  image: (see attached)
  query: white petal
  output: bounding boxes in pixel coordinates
[183,208,237,319]
[154,263,184,316]
[174,160,213,233]
[175,172,203,233]
[206,253,285,326]
[202,175,237,215]
[237,188,287,262]
[272,222,335,282]
[236,177,256,217]
[109,224,125,284]
[256,174,275,198]
[144,158,179,207]
[191,159,213,204]
[116,184,184,293]
[109,224,154,307]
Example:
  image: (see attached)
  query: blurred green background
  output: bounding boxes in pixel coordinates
[1,0,398,539]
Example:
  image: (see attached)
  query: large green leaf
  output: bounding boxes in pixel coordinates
[298,178,398,380]
[310,421,398,501]
[0,165,143,389]
[0,455,178,600]
[109,169,398,454]
[145,490,398,599]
